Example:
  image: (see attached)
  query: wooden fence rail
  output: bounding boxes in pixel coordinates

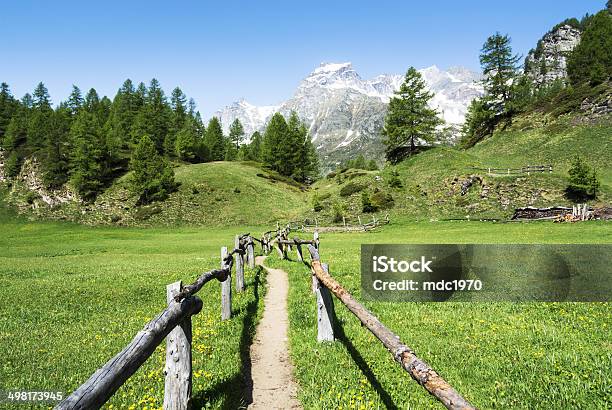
[57,234,258,410]
[469,164,553,176]
[305,244,475,410]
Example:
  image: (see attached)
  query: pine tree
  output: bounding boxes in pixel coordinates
[566,156,600,201]
[42,108,70,188]
[166,87,188,156]
[382,67,443,163]
[228,118,245,149]
[567,11,612,85]
[107,79,138,160]
[0,83,17,143]
[204,117,226,161]
[131,79,171,154]
[246,131,263,161]
[3,107,28,152]
[174,119,199,162]
[285,111,307,177]
[480,33,521,115]
[130,134,176,204]
[69,111,105,200]
[460,98,496,148]
[27,82,53,152]
[262,113,288,171]
[66,85,84,117]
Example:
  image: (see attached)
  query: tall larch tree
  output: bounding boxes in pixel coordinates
[205,117,226,161]
[480,33,521,116]
[69,110,106,200]
[166,87,188,156]
[130,134,176,204]
[382,67,442,163]
[262,113,288,172]
[0,83,17,143]
[27,82,53,152]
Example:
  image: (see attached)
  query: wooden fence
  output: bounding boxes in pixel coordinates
[470,164,553,176]
[286,213,390,232]
[269,225,475,410]
[56,234,257,410]
[57,223,475,410]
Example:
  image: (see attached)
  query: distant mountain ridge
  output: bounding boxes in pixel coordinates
[215,62,483,169]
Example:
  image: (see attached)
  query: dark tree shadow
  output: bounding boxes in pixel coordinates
[302,260,398,409]
[191,267,262,409]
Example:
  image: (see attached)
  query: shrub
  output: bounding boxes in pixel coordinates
[371,190,394,210]
[340,182,365,197]
[387,171,403,188]
[332,201,344,223]
[312,193,323,212]
[566,156,600,201]
[361,191,378,213]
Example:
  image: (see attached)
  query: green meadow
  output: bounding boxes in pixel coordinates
[1,208,610,409]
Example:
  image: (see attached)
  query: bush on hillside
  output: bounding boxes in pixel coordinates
[566,156,600,201]
[361,191,378,213]
[339,182,365,197]
[370,189,394,210]
[387,170,403,188]
[312,193,323,212]
[332,201,344,223]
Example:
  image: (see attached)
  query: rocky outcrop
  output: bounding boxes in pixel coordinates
[525,24,581,87]
[14,158,78,207]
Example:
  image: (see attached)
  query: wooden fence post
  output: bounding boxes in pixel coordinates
[313,231,319,251]
[315,263,335,342]
[220,247,232,320]
[247,237,255,269]
[164,281,194,410]
[276,241,284,259]
[295,240,303,262]
[234,236,245,292]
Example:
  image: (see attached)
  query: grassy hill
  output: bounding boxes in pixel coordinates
[309,114,611,222]
[3,161,309,226]
[1,113,610,226]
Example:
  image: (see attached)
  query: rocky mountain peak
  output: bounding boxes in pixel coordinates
[525,24,582,87]
[215,62,483,170]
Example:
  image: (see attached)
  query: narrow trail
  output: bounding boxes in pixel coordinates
[248,256,302,409]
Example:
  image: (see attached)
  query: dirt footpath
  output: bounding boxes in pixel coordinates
[248,256,302,409]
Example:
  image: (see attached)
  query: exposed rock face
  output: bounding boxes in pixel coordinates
[525,25,582,87]
[215,62,483,170]
[15,158,78,206]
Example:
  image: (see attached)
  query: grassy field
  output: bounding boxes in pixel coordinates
[0,212,267,409]
[266,221,612,409]
[1,205,611,409]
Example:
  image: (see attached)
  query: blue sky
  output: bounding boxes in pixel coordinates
[0,0,606,117]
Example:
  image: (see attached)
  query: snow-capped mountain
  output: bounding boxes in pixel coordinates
[215,62,483,168]
[215,99,278,139]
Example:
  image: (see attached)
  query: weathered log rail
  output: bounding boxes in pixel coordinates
[265,224,475,410]
[56,233,260,410]
[286,213,390,233]
[469,164,553,176]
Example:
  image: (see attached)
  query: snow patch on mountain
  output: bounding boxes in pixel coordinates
[214,62,483,168]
